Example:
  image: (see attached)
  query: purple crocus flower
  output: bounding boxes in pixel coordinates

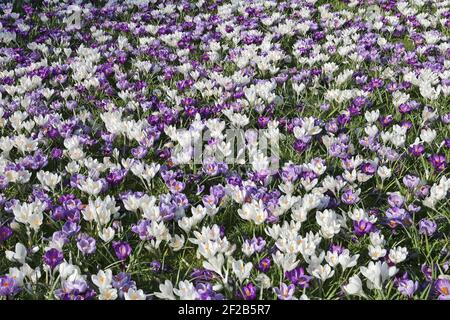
[0,175,8,189]
[0,275,21,297]
[112,241,132,260]
[50,148,63,159]
[237,282,256,300]
[407,204,421,213]
[0,225,13,244]
[167,179,185,193]
[106,169,126,185]
[52,231,69,247]
[251,236,266,252]
[150,260,161,273]
[421,264,433,282]
[353,219,374,236]
[408,144,425,156]
[62,221,80,237]
[418,219,437,236]
[51,206,66,221]
[131,219,153,240]
[445,138,450,149]
[379,115,394,127]
[285,267,312,288]
[257,257,271,273]
[385,206,411,228]
[341,188,360,205]
[387,193,405,208]
[202,194,217,207]
[76,233,97,255]
[196,282,224,300]
[190,268,215,282]
[415,185,431,198]
[435,279,450,300]
[428,154,447,172]
[43,248,64,270]
[112,272,136,293]
[403,175,420,190]
[293,139,309,153]
[330,244,344,254]
[360,162,376,175]
[274,283,296,300]
[397,279,419,298]
[442,113,450,124]
[258,116,270,128]
[55,279,96,300]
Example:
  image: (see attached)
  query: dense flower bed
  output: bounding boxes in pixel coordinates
[0,0,449,300]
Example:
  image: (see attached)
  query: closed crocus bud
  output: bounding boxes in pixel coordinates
[10,221,21,231]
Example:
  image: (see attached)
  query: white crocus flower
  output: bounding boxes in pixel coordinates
[99,227,115,242]
[203,254,225,277]
[232,260,253,283]
[360,261,397,290]
[154,280,176,300]
[36,171,61,191]
[312,264,335,282]
[173,281,199,300]
[368,245,387,260]
[420,128,436,143]
[124,288,147,300]
[169,234,185,252]
[339,250,360,270]
[388,246,408,264]
[92,269,113,290]
[377,166,391,180]
[78,177,103,196]
[98,288,118,300]
[343,275,367,298]
[6,242,27,264]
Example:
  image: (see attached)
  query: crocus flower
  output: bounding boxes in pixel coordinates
[428,154,447,172]
[0,225,13,244]
[341,188,360,205]
[387,193,405,208]
[257,257,271,273]
[112,241,132,261]
[43,248,64,270]
[285,267,312,288]
[55,279,96,300]
[421,264,433,282]
[435,279,450,300]
[112,272,136,293]
[62,221,80,237]
[150,260,161,273]
[274,283,296,300]
[402,175,420,190]
[76,233,97,254]
[409,144,425,156]
[0,275,21,297]
[397,279,419,298]
[418,219,437,236]
[353,220,374,236]
[237,283,257,300]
